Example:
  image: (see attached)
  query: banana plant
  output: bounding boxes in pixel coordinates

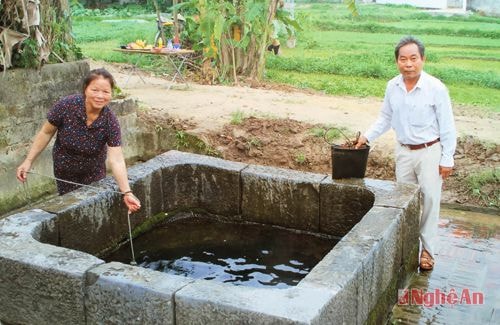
[177,0,357,82]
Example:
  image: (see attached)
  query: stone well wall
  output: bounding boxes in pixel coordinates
[0,151,420,324]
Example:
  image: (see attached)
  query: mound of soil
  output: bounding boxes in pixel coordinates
[204,117,499,209]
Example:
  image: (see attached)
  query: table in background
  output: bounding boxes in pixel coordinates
[113,48,195,89]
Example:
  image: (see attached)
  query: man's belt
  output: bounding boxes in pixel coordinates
[401,138,440,150]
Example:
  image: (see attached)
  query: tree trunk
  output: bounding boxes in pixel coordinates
[232,0,278,80]
[256,0,279,79]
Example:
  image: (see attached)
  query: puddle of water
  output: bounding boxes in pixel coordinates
[390,208,499,324]
[105,215,338,289]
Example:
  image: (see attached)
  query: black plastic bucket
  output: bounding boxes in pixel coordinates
[331,145,370,179]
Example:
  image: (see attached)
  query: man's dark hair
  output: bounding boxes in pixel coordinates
[82,68,116,94]
[394,36,425,59]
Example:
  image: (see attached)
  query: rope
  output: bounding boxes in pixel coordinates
[127,211,137,266]
[22,180,33,207]
[26,170,125,195]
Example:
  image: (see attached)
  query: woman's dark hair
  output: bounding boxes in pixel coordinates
[394,36,425,59]
[82,68,116,94]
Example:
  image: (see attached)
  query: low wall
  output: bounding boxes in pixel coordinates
[469,0,500,15]
[0,62,89,214]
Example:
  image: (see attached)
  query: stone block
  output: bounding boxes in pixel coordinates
[109,98,138,116]
[85,262,192,324]
[375,210,403,294]
[0,210,103,325]
[126,158,165,223]
[34,210,60,246]
[241,165,326,232]
[300,242,362,325]
[339,207,403,323]
[175,280,332,324]
[363,178,420,209]
[37,185,126,255]
[161,151,247,216]
[400,193,420,277]
[320,177,375,237]
[303,206,404,324]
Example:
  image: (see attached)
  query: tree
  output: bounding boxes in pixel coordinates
[179,0,356,83]
[0,0,81,70]
[177,0,293,82]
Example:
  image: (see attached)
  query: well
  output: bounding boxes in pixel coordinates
[0,151,420,324]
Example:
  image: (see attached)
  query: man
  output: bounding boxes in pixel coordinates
[267,0,285,55]
[355,36,456,271]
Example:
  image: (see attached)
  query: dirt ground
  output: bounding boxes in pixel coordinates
[92,60,499,210]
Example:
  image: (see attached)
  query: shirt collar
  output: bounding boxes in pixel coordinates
[395,71,428,92]
[414,71,428,90]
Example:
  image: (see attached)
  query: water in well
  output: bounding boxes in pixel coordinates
[105,214,338,288]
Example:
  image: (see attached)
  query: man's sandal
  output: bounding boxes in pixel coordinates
[419,250,434,271]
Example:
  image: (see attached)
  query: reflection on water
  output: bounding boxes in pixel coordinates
[105,215,337,289]
[391,208,500,324]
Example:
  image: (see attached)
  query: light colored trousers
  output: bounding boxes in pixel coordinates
[395,143,442,257]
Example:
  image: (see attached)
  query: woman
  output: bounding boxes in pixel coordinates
[16,68,141,213]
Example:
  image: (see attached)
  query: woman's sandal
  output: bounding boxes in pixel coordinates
[419,250,435,271]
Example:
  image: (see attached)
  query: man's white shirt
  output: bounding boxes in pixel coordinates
[365,71,456,167]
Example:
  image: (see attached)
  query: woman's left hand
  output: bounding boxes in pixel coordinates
[124,192,141,213]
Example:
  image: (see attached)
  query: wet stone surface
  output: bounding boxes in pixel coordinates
[390,208,500,324]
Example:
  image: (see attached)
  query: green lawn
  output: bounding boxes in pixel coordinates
[265,3,500,111]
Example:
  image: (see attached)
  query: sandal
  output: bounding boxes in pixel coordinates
[419,250,434,271]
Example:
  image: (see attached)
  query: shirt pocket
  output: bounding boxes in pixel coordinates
[409,103,435,127]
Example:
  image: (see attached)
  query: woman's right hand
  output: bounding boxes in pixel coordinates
[124,192,141,213]
[16,160,32,182]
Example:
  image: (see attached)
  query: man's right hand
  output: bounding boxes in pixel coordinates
[16,160,32,182]
[355,135,369,149]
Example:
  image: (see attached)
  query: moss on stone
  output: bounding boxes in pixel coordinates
[131,208,212,238]
[0,181,56,217]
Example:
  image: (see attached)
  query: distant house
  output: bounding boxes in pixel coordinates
[375,0,448,10]
[372,0,499,16]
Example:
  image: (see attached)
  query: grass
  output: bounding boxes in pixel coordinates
[466,168,500,208]
[72,18,156,44]
[266,69,386,97]
[72,2,500,112]
[309,126,345,144]
[246,137,262,151]
[174,130,189,150]
[230,110,245,125]
[294,152,307,165]
[264,3,500,112]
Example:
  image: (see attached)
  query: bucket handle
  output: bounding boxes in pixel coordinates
[323,127,360,147]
